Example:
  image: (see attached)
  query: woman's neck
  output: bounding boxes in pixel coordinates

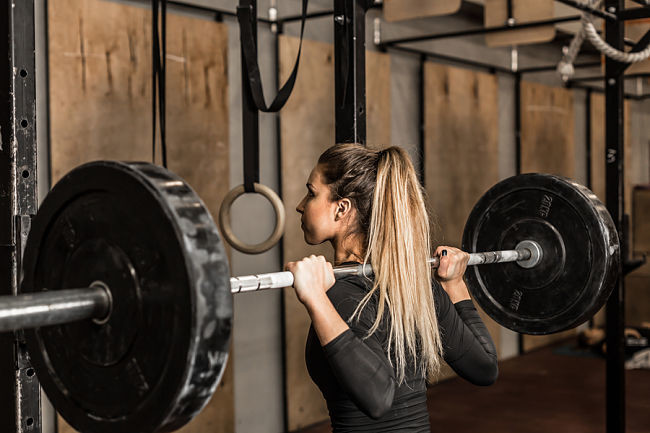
[331,235,365,265]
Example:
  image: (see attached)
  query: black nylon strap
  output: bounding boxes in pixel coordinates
[237,0,308,113]
[160,0,167,168]
[152,0,167,168]
[152,0,158,164]
[240,0,259,192]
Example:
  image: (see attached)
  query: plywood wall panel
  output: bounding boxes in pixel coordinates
[48,0,232,431]
[520,81,576,351]
[484,0,556,47]
[383,0,461,22]
[423,62,502,366]
[520,81,575,178]
[633,186,650,254]
[279,36,391,431]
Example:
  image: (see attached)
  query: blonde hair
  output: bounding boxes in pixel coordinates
[318,144,443,383]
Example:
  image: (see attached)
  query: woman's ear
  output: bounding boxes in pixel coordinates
[334,198,352,221]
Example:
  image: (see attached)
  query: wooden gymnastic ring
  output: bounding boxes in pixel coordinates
[218,183,286,254]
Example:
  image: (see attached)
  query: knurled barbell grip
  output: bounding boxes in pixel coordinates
[230,244,537,293]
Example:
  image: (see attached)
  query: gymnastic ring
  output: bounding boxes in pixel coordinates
[218,183,286,254]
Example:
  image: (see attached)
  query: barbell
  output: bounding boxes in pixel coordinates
[4,243,540,331]
[5,161,618,432]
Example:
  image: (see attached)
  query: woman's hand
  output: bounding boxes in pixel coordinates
[285,255,335,309]
[434,246,471,303]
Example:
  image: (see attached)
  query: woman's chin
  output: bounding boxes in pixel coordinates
[303,232,322,246]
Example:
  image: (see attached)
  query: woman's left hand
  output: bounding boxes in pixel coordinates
[434,246,470,283]
[285,255,335,308]
[434,246,471,303]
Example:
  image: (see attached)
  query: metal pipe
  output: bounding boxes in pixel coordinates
[519,61,601,74]
[565,81,647,100]
[230,243,537,293]
[277,2,381,23]
[571,72,650,82]
[0,286,111,333]
[279,9,333,23]
[385,44,513,75]
[555,0,618,21]
[377,16,581,48]
[617,6,650,20]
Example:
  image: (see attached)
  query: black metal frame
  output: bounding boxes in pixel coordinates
[0,1,41,433]
[604,1,626,431]
[378,15,582,48]
[334,0,368,144]
[137,0,355,28]
[557,0,618,20]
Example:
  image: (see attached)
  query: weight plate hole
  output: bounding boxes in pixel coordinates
[90,281,113,325]
[20,69,28,78]
[22,170,29,179]
[26,368,35,377]
[20,119,28,128]
[26,418,34,426]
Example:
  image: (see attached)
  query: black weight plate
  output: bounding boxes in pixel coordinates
[21,161,232,433]
[462,173,619,335]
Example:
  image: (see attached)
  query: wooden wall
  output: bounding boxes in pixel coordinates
[519,81,577,352]
[423,62,502,376]
[279,35,391,431]
[520,81,575,178]
[48,0,232,431]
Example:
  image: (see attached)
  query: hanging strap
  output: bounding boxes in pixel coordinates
[152,0,168,168]
[237,0,308,113]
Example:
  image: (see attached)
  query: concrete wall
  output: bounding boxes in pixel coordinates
[32,1,650,433]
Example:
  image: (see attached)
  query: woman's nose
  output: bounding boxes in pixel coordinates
[296,197,305,214]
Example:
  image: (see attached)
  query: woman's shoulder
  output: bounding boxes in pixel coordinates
[327,275,376,322]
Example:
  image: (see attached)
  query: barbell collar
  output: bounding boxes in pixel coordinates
[0,285,111,333]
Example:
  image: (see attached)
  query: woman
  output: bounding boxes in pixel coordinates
[286,144,498,432]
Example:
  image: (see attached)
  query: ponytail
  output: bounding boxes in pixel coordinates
[318,144,443,383]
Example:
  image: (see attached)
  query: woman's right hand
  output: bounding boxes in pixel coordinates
[285,255,335,308]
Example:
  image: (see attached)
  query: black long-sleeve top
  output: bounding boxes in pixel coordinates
[305,272,498,432]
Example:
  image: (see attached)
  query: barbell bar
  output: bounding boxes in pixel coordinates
[0,285,111,333]
[0,242,540,333]
[12,161,618,433]
[230,240,540,293]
